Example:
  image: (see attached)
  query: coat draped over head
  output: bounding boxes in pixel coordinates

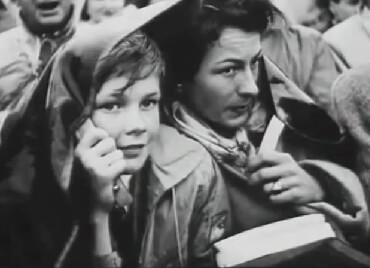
[0,1,193,267]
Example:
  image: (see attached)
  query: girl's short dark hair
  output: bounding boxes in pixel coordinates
[93,30,165,93]
[160,0,275,96]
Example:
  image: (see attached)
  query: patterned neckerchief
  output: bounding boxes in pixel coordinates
[170,102,256,173]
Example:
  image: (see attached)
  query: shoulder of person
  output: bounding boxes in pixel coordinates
[151,124,219,188]
[264,24,326,53]
[333,63,370,101]
[0,26,28,68]
[0,26,23,47]
[287,25,328,47]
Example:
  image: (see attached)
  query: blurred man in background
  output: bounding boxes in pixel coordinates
[0,0,84,110]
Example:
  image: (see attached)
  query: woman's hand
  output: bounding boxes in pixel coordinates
[75,120,126,219]
[248,151,325,205]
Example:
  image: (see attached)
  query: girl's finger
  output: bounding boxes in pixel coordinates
[78,126,109,150]
[102,150,124,166]
[92,137,116,157]
[107,159,126,179]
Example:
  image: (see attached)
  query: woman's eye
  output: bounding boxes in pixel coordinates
[221,67,237,77]
[251,60,259,70]
[141,99,159,110]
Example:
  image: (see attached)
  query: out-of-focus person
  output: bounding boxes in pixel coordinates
[262,5,340,111]
[272,0,333,32]
[80,0,126,24]
[0,0,17,33]
[330,64,370,228]
[0,0,84,111]
[324,0,370,67]
[329,0,362,24]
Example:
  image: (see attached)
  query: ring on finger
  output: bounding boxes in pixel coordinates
[113,183,121,192]
[271,180,284,192]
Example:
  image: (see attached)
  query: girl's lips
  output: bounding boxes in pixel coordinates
[121,145,145,158]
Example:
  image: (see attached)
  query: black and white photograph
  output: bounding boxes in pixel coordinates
[0,0,370,267]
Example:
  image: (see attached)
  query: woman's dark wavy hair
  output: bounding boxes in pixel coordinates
[160,0,275,101]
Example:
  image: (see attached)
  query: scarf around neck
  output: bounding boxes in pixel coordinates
[170,102,256,171]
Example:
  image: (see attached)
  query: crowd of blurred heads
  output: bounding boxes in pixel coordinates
[0,0,367,34]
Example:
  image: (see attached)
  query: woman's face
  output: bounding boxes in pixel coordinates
[184,27,261,133]
[87,0,125,24]
[92,72,161,174]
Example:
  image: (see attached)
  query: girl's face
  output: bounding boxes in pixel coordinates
[87,0,125,24]
[184,27,261,134]
[92,72,161,174]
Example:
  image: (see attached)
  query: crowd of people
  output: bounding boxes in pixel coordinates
[0,0,370,267]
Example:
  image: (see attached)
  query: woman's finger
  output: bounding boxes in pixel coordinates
[263,176,298,194]
[248,151,293,173]
[269,185,300,204]
[249,163,296,185]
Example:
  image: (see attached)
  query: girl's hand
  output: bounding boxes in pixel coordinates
[248,151,325,205]
[75,120,126,218]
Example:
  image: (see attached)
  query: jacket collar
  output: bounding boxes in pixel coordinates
[150,125,211,190]
[262,56,343,144]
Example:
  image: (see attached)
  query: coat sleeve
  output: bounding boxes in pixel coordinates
[298,159,370,248]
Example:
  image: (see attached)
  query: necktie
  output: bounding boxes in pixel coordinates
[37,38,54,74]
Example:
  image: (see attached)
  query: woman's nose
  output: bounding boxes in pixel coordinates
[236,67,259,96]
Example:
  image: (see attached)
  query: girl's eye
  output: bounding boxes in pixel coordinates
[141,99,159,110]
[100,103,122,112]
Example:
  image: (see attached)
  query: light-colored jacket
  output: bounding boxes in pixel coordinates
[324,10,370,68]
[262,23,340,111]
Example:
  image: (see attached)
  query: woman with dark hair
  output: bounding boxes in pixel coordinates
[152,0,370,255]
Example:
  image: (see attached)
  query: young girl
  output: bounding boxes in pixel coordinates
[0,1,210,267]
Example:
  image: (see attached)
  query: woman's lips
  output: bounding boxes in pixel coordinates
[228,103,252,114]
[120,144,145,158]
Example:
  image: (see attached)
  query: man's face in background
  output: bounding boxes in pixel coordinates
[16,0,74,33]
[330,0,361,24]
